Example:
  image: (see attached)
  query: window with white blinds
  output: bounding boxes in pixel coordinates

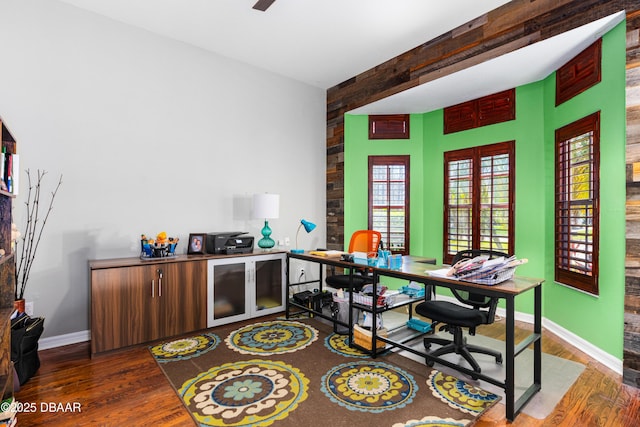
[443,141,515,264]
[555,112,600,294]
[368,156,409,254]
[446,158,473,256]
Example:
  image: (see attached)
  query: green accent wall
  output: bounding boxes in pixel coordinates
[344,21,626,358]
[541,21,627,356]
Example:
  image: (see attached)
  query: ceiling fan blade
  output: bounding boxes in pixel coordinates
[253,0,276,12]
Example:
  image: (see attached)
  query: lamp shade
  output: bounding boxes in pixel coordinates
[301,219,316,233]
[291,219,316,254]
[253,193,279,219]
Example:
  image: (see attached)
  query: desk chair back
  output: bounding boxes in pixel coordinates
[348,230,382,254]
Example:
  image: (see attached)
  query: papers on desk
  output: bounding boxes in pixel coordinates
[427,268,455,278]
[308,250,345,257]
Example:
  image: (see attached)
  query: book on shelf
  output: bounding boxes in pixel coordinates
[0,152,19,195]
[0,152,4,185]
[11,154,18,195]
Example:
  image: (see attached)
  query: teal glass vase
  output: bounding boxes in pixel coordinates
[257,220,275,249]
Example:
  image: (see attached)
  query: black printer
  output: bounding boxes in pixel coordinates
[206,232,254,255]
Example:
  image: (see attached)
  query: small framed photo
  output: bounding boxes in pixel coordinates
[188,233,206,254]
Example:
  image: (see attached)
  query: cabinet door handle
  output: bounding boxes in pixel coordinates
[158,269,163,297]
[151,279,155,298]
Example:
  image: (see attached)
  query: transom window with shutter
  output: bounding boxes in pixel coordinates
[443,141,515,265]
[555,112,600,294]
[368,156,410,254]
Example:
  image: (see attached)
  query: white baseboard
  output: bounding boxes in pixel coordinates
[541,317,623,375]
[39,330,90,351]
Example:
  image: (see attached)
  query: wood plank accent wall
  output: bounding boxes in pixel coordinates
[625,6,640,388]
[325,0,640,387]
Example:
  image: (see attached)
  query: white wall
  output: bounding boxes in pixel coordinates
[0,0,326,338]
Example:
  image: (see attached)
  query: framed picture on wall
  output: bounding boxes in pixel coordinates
[188,233,206,254]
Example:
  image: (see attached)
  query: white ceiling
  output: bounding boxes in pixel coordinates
[57,0,511,88]
[57,0,624,114]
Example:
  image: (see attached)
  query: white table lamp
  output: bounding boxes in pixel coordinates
[253,193,279,249]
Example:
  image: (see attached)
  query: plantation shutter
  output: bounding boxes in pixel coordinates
[444,142,514,264]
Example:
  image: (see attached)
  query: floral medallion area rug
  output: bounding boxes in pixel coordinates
[149,317,500,427]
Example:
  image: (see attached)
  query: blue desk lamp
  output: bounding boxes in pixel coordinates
[291,219,316,254]
[253,193,279,250]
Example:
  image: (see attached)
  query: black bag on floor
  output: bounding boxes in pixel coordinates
[11,314,45,385]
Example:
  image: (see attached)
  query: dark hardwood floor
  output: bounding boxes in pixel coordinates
[13,318,640,426]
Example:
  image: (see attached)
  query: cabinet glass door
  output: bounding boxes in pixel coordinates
[207,254,286,327]
[255,258,283,313]
[208,259,249,326]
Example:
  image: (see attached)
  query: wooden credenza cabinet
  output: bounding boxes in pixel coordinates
[90,257,207,355]
[89,251,286,355]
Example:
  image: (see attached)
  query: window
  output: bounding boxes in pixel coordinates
[556,39,601,106]
[555,112,600,294]
[369,114,410,139]
[443,141,515,264]
[368,156,410,254]
[443,89,515,134]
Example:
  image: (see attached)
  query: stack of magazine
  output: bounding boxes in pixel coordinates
[428,255,527,285]
[447,255,527,285]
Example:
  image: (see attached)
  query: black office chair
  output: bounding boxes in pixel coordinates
[325,230,381,292]
[415,249,507,376]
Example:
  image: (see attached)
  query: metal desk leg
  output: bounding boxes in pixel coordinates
[348,269,354,347]
[285,255,291,319]
[534,284,542,392]
[505,296,515,421]
[371,271,379,358]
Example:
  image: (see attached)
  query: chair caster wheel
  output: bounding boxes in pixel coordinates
[426,359,435,367]
[472,368,482,380]
[496,355,503,364]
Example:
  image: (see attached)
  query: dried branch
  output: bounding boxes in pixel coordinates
[15,169,63,300]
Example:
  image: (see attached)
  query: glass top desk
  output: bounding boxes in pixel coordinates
[286,251,543,422]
